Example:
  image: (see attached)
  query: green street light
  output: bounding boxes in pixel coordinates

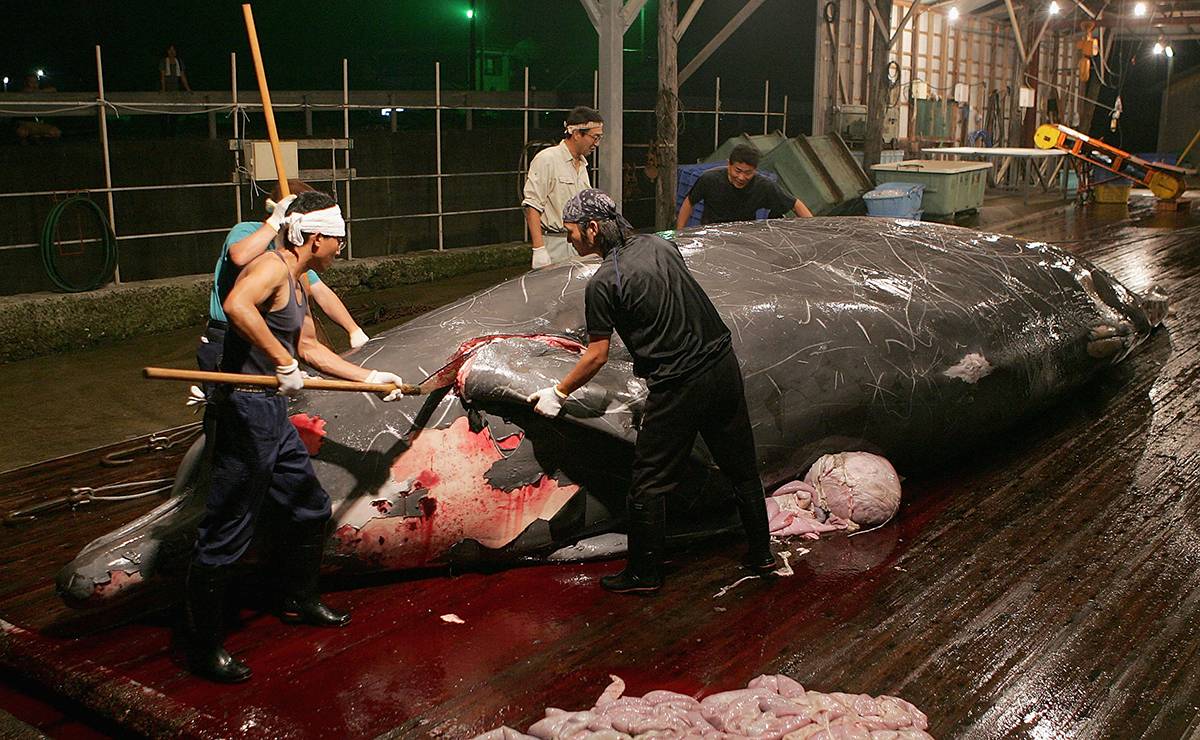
[466,8,474,18]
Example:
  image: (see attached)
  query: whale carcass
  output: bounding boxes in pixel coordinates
[57,217,1167,607]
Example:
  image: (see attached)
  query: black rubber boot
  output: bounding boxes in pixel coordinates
[601,498,666,594]
[279,521,350,627]
[735,481,778,575]
[185,562,252,684]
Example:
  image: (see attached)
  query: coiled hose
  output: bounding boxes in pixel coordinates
[40,196,117,292]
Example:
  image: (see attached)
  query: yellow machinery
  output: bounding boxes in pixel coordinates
[1034,123,1189,201]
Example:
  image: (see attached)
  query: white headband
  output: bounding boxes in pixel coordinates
[285,205,345,246]
[565,121,603,134]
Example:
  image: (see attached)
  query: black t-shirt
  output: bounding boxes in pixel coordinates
[585,234,731,388]
[686,167,796,225]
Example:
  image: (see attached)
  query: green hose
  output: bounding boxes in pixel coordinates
[40,196,117,292]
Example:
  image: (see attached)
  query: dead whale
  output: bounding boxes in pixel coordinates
[57,217,1167,607]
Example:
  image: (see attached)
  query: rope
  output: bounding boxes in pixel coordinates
[40,196,117,292]
[101,421,202,466]
[4,478,175,525]
[0,103,95,116]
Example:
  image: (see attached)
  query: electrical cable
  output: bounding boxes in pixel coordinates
[40,196,117,292]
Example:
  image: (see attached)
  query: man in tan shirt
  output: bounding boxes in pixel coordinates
[522,106,604,268]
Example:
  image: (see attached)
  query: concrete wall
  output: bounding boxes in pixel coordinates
[0,242,528,363]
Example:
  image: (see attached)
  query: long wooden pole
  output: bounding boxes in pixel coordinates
[144,367,420,396]
[242,3,289,197]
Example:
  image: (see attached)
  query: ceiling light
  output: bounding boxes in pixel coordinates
[1153,41,1163,54]
[1048,0,1060,13]
[1133,2,1147,15]
[1164,44,1174,57]
[949,7,960,21]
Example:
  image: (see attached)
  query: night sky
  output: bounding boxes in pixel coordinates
[0,1,1193,150]
[0,0,819,107]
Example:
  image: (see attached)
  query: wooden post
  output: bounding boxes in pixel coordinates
[826,0,842,134]
[908,6,919,146]
[863,0,894,171]
[851,0,862,103]
[1007,3,1028,148]
[863,2,875,107]
[655,0,679,230]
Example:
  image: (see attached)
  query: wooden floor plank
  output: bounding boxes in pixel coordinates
[1,201,1198,738]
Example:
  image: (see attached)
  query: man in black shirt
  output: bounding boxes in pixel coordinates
[527,189,777,594]
[675,143,813,229]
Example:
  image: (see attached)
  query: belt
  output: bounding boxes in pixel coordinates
[234,385,274,394]
[225,384,275,395]
[207,319,229,330]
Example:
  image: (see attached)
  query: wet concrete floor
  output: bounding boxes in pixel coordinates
[0,266,525,472]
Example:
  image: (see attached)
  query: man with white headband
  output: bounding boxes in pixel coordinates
[521,105,604,269]
[198,180,369,398]
[185,191,405,684]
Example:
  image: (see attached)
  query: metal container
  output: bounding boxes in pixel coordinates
[870,160,992,216]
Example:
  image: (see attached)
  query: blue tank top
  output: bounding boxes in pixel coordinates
[220,252,308,376]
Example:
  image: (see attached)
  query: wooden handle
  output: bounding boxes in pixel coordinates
[144,367,421,396]
[242,4,289,198]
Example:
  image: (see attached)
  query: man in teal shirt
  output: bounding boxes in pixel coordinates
[197,183,368,377]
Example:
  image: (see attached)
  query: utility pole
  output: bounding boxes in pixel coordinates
[1004,0,1030,148]
[656,0,679,229]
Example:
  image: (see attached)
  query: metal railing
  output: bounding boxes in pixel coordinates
[0,46,797,287]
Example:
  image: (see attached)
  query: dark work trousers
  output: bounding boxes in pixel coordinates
[195,321,228,469]
[629,349,759,507]
[196,321,227,394]
[194,390,331,567]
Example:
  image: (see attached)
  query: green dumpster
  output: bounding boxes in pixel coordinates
[704,132,788,163]
[869,160,991,216]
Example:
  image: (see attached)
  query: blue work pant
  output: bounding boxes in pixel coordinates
[194,390,331,567]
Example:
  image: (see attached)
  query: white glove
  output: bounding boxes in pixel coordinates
[349,328,370,349]
[366,370,405,402]
[266,194,298,232]
[528,386,567,417]
[275,359,305,396]
[531,246,552,269]
[185,385,206,411]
